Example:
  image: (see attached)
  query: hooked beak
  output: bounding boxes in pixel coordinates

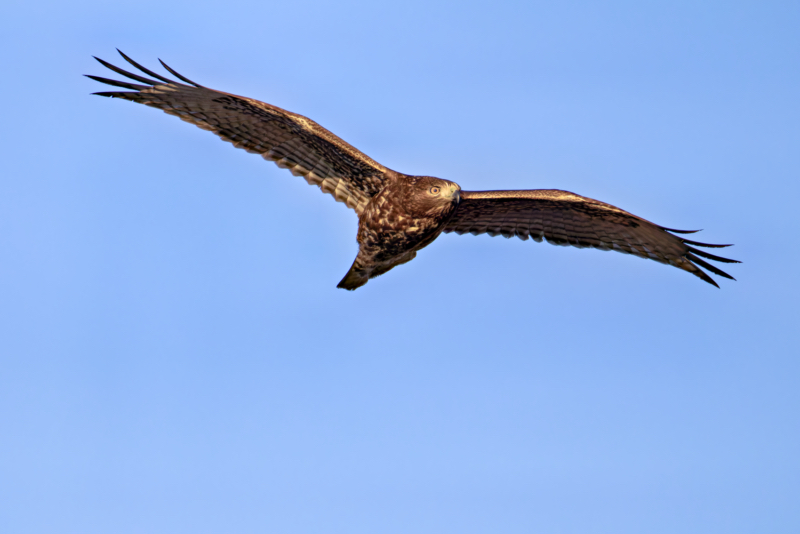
[450,185,461,203]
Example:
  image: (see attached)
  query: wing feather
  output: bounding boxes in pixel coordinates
[87,51,393,214]
[444,189,739,286]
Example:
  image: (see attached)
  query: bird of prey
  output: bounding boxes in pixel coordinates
[88,50,739,290]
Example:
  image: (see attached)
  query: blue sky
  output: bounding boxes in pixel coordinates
[1,1,798,533]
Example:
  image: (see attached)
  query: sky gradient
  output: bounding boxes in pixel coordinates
[1,1,799,533]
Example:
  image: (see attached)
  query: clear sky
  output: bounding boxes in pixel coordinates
[1,1,798,533]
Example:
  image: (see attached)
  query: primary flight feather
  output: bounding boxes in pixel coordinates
[88,50,739,290]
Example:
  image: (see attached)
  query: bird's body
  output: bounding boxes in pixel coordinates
[88,51,739,289]
[340,175,461,289]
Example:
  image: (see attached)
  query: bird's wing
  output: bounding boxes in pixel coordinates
[444,189,739,287]
[87,50,392,214]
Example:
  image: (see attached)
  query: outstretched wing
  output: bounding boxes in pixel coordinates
[444,189,739,287]
[87,50,393,214]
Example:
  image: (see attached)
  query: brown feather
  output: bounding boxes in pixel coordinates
[89,53,738,290]
[444,189,738,286]
[89,51,392,214]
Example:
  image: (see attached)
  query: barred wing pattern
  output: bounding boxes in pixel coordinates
[444,190,739,287]
[87,50,392,214]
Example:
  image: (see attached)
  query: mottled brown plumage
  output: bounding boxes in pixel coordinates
[88,51,739,290]
[338,176,461,289]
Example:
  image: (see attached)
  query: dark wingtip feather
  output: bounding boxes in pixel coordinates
[680,238,733,248]
[693,268,721,288]
[686,253,736,281]
[92,91,126,97]
[93,56,161,85]
[158,59,204,87]
[116,49,179,85]
[686,246,741,264]
[662,227,702,234]
[85,74,148,91]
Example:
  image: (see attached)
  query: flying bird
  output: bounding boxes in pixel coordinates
[88,50,739,290]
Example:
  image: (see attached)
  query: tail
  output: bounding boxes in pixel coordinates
[336,250,418,290]
[337,260,369,291]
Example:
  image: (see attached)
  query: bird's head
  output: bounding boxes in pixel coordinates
[406,176,461,216]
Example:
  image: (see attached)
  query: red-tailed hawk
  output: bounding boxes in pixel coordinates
[88,51,739,290]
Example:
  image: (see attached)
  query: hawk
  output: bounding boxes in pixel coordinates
[88,50,739,290]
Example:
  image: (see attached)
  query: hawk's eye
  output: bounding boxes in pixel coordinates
[430,186,440,194]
